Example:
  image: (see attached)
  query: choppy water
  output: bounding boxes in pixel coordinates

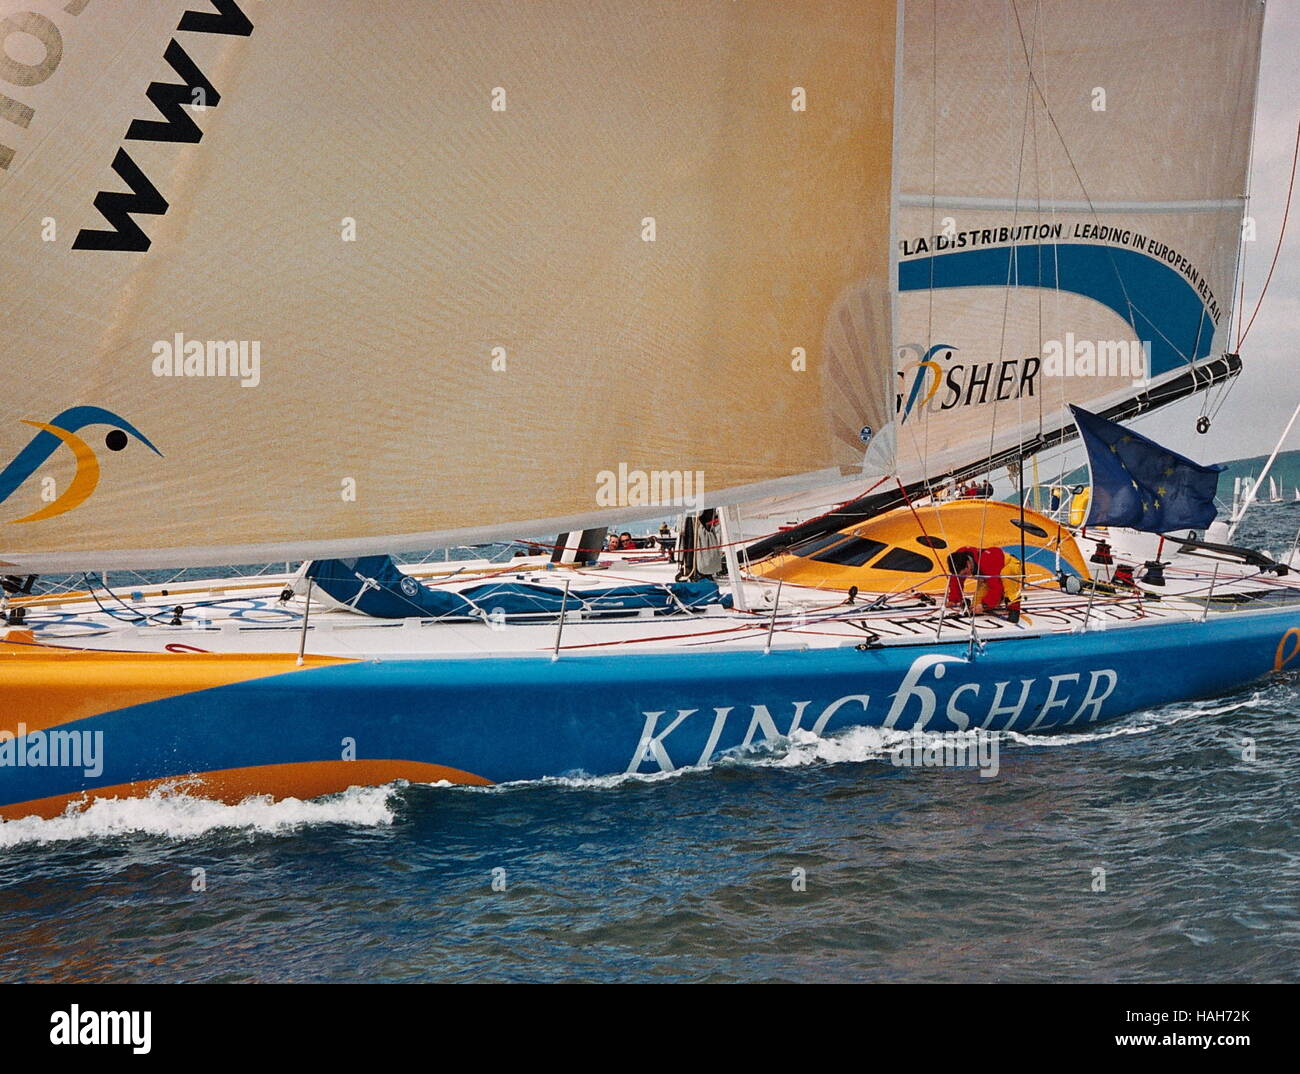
[2,513,1298,983]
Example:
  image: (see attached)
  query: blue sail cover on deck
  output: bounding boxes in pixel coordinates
[305,556,731,619]
[1070,406,1224,533]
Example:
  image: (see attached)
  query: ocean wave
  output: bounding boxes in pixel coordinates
[0,783,398,848]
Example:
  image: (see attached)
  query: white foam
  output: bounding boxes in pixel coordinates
[459,766,691,794]
[1004,722,1158,747]
[1006,690,1266,747]
[429,725,915,794]
[0,782,397,848]
[745,725,911,768]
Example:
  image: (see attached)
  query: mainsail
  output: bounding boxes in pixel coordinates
[0,0,896,570]
[892,0,1263,485]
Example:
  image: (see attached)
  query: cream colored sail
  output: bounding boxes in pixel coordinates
[0,0,895,571]
[892,0,1262,485]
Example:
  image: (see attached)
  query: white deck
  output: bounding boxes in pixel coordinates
[7,538,1299,660]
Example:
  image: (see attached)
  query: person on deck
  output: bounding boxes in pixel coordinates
[946,546,1023,618]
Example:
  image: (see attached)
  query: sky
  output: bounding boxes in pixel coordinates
[1141,0,1300,463]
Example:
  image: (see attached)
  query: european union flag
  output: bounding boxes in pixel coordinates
[1070,405,1224,533]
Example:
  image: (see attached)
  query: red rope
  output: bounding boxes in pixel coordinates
[893,477,936,545]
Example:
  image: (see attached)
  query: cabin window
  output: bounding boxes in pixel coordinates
[873,547,934,573]
[810,536,889,567]
[1010,518,1049,538]
[915,535,947,549]
[789,533,850,558]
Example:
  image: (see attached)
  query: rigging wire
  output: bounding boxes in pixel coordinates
[1003,0,1225,383]
[1236,115,1299,349]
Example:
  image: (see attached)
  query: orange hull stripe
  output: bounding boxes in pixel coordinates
[0,758,491,821]
[0,643,352,735]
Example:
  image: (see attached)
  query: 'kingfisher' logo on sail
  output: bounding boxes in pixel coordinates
[0,407,161,523]
[896,343,1041,423]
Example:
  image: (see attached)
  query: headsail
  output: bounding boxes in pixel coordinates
[741,0,1263,556]
[891,0,1263,485]
[0,0,896,570]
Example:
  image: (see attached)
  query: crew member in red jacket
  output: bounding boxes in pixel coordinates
[946,546,1023,617]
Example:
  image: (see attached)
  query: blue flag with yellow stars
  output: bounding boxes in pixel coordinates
[1070,405,1224,533]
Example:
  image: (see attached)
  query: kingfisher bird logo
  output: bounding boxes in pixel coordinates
[0,406,161,523]
[896,344,954,423]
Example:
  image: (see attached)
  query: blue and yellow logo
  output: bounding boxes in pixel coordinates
[0,406,161,523]
[896,344,954,423]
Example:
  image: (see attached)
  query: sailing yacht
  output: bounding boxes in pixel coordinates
[2,0,1297,820]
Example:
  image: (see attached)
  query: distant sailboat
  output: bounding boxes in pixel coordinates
[2,0,1296,822]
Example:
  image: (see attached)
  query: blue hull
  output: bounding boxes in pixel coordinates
[3,607,1298,814]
